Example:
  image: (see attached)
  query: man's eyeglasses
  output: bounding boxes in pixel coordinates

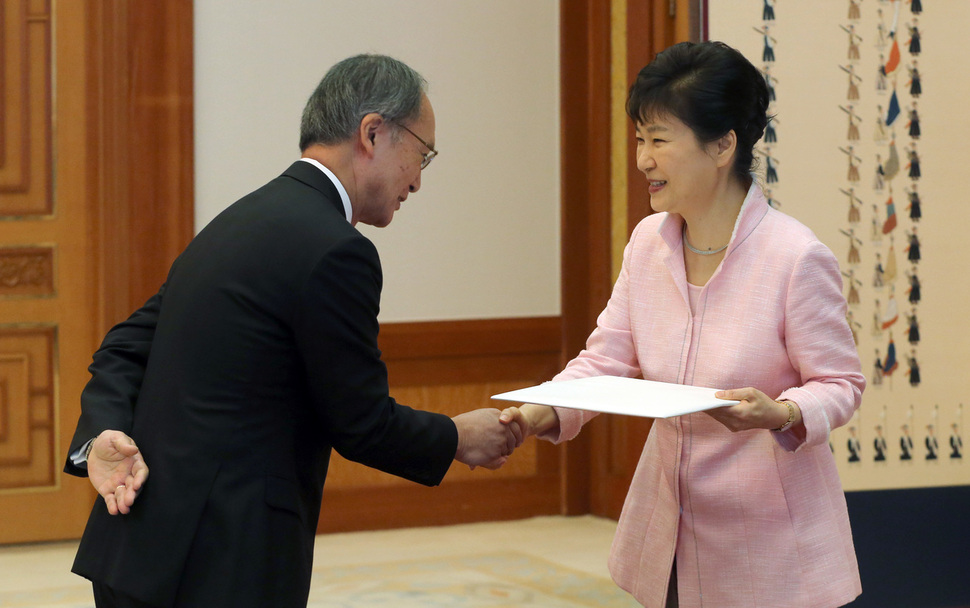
[396,123,438,170]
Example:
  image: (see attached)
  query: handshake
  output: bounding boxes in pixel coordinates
[451,405,545,470]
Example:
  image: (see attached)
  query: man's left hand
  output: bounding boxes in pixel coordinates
[87,430,149,515]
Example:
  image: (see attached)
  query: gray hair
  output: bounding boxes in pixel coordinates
[299,54,427,150]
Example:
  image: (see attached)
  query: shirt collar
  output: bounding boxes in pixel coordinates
[298,157,353,223]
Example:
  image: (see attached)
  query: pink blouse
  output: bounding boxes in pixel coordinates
[541,184,865,607]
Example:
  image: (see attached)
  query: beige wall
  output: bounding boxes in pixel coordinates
[194,1,561,322]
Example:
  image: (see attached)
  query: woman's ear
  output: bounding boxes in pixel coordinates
[715,129,738,168]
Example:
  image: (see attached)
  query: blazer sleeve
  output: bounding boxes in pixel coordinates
[63,286,164,477]
[293,235,458,486]
[775,240,866,451]
[538,229,645,444]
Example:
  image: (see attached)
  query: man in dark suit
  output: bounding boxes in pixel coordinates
[63,54,518,608]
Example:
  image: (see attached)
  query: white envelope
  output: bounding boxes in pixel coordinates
[491,375,738,418]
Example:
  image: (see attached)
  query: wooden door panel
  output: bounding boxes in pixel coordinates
[0,0,94,544]
[0,0,53,216]
[0,0,194,545]
[0,326,55,485]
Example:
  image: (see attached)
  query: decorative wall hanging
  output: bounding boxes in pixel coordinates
[707,0,962,492]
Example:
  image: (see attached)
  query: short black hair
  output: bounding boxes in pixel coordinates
[626,41,770,184]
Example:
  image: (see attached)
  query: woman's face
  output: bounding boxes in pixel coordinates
[634,114,722,215]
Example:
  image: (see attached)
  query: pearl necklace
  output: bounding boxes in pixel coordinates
[682,224,728,256]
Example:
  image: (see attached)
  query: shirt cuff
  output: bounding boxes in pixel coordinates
[69,438,94,468]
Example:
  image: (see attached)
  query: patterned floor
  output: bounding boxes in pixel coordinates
[0,516,638,608]
[0,553,636,608]
[309,552,637,608]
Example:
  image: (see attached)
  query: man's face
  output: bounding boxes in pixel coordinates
[356,95,436,227]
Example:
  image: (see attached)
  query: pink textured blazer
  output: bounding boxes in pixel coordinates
[541,184,866,607]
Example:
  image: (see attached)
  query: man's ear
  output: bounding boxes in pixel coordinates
[358,112,384,156]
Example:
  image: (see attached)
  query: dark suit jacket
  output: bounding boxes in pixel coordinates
[64,161,458,607]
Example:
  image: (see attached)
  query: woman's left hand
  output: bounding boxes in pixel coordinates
[707,387,795,432]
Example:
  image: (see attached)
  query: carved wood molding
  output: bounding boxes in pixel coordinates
[0,0,53,216]
[0,325,56,489]
[380,316,561,386]
[319,477,562,534]
[0,246,54,297]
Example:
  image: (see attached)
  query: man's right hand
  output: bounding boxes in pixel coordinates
[452,408,521,470]
[87,431,149,515]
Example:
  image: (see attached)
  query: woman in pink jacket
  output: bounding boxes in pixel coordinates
[501,41,865,607]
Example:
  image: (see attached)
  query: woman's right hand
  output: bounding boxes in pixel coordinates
[499,407,531,447]
[499,403,559,444]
